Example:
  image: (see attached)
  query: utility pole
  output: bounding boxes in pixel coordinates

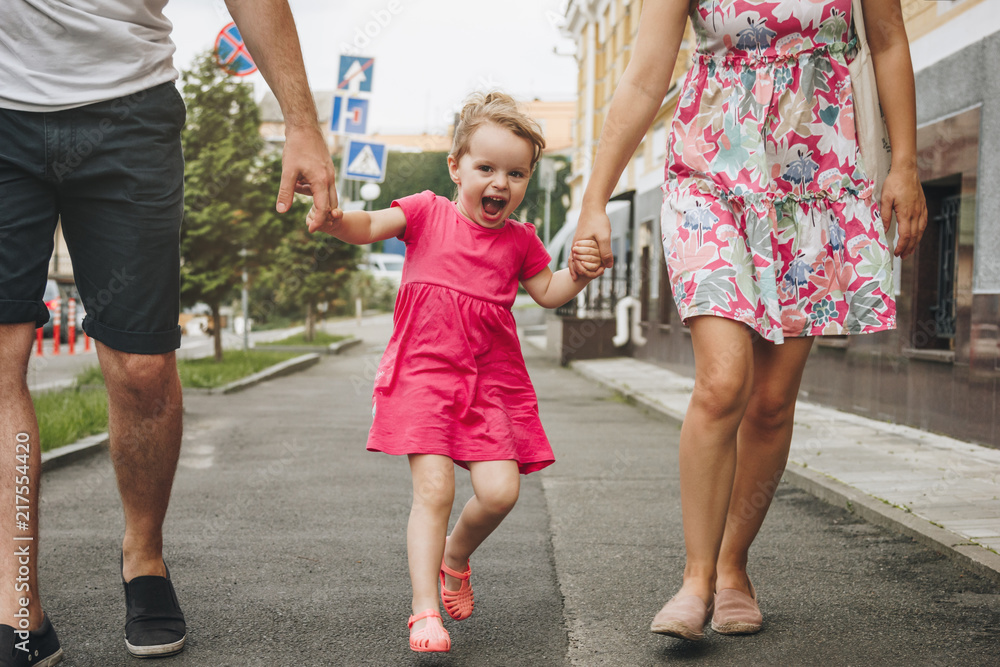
[240,247,249,351]
[539,157,556,246]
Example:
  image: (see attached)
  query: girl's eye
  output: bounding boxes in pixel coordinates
[478,165,492,172]
[510,171,524,179]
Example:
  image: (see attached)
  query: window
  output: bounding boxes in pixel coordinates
[639,220,653,321]
[653,123,667,160]
[905,105,980,356]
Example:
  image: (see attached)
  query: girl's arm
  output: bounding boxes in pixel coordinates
[570,0,691,278]
[307,206,407,246]
[522,268,594,309]
[523,242,604,309]
[862,0,928,259]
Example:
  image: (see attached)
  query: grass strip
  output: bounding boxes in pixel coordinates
[176,350,300,388]
[257,331,347,347]
[33,388,108,453]
[37,350,300,452]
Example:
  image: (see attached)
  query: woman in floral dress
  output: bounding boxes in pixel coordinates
[573,0,927,640]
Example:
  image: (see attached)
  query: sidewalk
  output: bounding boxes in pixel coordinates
[561,354,1000,584]
[34,319,1000,665]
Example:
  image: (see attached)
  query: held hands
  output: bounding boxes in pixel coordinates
[880,164,928,259]
[570,204,614,280]
[306,203,343,235]
[278,124,343,221]
[571,239,605,279]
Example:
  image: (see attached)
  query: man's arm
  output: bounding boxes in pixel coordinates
[224,0,340,218]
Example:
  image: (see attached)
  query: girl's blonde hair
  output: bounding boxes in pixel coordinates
[450,91,546,172]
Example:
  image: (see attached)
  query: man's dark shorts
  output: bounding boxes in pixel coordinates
[0,82,186,355]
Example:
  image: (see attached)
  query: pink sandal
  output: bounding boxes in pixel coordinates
[439,555,474,621]
[408,609,450,653]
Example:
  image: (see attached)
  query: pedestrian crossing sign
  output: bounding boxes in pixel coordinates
[345,140,387,183]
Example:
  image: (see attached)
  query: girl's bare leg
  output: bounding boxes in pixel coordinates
[716,336,814,594]
[443,460,520,590]
[673,316,755,605]
[406,454,455,630]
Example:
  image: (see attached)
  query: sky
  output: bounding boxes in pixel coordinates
[166,0,578,134]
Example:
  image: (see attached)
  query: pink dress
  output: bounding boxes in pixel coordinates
[366,190,555,474]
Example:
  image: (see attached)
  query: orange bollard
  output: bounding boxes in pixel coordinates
[84,332,91,352]
[52,295,61,356]
[68,298,76,354]
[36,327,43,356]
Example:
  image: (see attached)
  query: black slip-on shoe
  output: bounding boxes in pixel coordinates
[0,614,63,667]
[122,562,187,658]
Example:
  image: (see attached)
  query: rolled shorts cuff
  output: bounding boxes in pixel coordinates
[0,299,49,328]
[83,317,181,355]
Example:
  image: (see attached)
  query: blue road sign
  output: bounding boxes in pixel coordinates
[345,140,387,183]
[337,55,375,93]
[215,23,257,76]
[331,96,370,135]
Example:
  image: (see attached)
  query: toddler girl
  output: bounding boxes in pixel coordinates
[308,91,602,653]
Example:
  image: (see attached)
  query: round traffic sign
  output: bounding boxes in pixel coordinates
[214,23,257,77]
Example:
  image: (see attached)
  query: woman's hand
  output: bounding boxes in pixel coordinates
[570,204,613,279]
[880,165,927,259]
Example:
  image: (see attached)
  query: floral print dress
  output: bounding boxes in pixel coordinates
[661,0,895,343]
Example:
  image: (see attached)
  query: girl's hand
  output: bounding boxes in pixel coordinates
[306,204,343,234]
[880,165,927,259]
[571,239,605,279]
[571,207,613,279]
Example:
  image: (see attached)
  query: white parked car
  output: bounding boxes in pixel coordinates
[360,252,404,286]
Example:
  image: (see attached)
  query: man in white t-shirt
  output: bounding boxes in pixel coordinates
[0,2,339,664]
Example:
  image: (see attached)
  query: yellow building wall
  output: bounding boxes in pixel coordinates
[571,0,985,200]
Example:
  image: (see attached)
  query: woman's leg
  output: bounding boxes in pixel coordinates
[715,336,815,595]
[443,460,520,589]
[674,316,755,605]
[407,454,455,628]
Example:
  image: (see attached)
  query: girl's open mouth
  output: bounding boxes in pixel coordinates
[481,196,507,217]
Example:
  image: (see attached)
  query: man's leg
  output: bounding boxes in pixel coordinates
[94,344,183,582]
[0,324,44,630]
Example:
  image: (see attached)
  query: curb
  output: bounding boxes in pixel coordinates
[570,361,1000,586]
[329,337,363,354]
[251,336,362,356]
[40,354,322,473]
[41,432,109,473]
[210,353,321,395]
[783,463,1000,586]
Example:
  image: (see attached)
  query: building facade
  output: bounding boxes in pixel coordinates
[558,0,1000,447]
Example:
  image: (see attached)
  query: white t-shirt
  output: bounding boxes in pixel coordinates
[0,0,178,112]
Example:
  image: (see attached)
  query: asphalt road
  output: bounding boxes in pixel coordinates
[34,321,1000,666]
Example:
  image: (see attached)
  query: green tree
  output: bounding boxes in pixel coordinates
[180,51,265,360]
[518,156,572,245]
[257,156,360,341]
[365,151,455,211]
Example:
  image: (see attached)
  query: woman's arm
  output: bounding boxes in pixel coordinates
[307,206,407,246]
[570,0,691,278]
[861,0,928,258]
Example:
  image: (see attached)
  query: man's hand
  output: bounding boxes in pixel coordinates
[277,123,340,219]
[570,204,614,280]
[571,239,605,279]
